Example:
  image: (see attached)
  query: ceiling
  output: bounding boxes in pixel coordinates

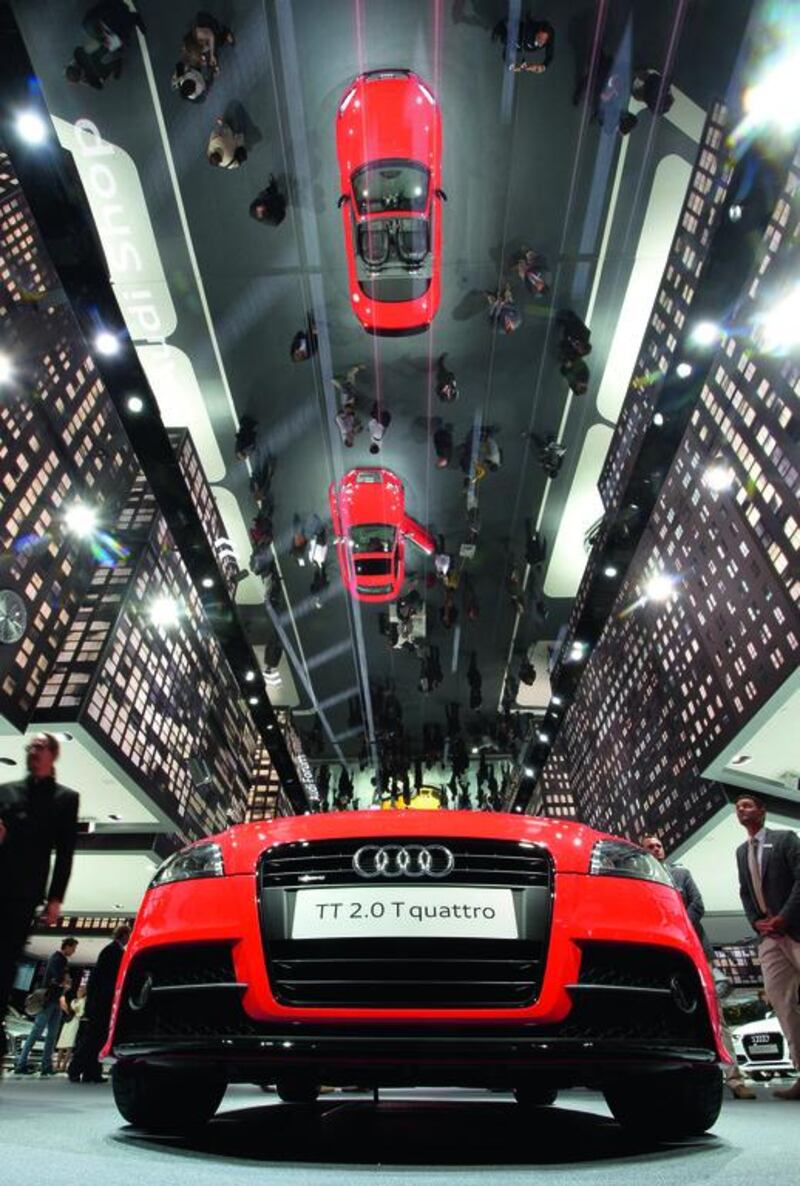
[11,0,759,772]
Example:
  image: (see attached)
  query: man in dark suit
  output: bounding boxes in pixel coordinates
[0,733,80,1061]
[735,794,800,1100]
[68,923,130,1083]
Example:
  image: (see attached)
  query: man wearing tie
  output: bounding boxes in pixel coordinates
[735,794,800,1100]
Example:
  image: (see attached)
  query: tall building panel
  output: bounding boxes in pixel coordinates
[539,140,800,848]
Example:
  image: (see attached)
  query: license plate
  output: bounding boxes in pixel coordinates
[751,1042,779,1055]
[290,886,518,940]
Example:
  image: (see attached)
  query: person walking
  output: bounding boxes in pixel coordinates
[81,0,145,45]
[433,423,453,469]
[290,317,317,362]
[65,43,122,89]
[15,937,79,1076]
[642,833,757,1100]
[631,68,674,115]
[250,176,286,225]
[180,11,234,75]
[515,248,550,297]
[485,283,521,334]
[55,982,85,1073]
[492,16,555,73]
[368,404,391,455]
[734,795,800,1100]
[1,734,80,1066]
[207,116,247,169]
[69,924,130,1083]
[560,354,590,395]
[435,354,459,402]
[234,414,258,459]
[335,400,363,448]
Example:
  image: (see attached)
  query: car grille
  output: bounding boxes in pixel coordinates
[743,1031,785,1061]
[258,837,552,1009]
[259,837,550,888]
[556,942,716,1047]
[113,943,247,1043]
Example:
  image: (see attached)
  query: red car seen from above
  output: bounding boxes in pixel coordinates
[336,69,444,335]
[104,810,728,1137]
[329,466,435,603]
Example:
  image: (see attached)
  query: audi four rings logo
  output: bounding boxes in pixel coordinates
[352,844,455,879]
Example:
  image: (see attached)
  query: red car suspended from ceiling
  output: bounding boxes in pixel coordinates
[328,467,435,603]
[336,69,445,335]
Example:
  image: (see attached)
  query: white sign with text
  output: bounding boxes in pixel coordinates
[291,886,518,940]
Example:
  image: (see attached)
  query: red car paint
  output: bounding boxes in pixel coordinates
[105,812,728,1092]
[328,466,435,603]
[335,70,444,335]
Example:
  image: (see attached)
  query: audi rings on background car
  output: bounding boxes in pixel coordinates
[352,843,455,879]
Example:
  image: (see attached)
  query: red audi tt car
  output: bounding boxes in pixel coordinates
[105,812,727,1138]
[335,69,444,335]
[328,466,435,602]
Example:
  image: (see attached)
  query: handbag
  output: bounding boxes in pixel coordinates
[24,988,46,1016]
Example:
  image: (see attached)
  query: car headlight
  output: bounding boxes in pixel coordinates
[589,839,674,887]
[150,842,224,888]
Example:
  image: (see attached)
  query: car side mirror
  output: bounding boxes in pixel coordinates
[435,188,447,201]
[337,194,350,209]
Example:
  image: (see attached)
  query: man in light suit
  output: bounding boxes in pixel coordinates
[735,794,800,1100]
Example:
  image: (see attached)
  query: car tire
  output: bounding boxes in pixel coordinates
[513,1084,558,1107]
[275,1076,321,1104]
[603,1067,723,1138]
[111,1063,226,1132]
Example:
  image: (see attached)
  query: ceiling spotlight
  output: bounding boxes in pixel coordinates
[602,565,619,578]
[248,695,259,706]
[0,354,13,384]
[743,49,800,136]
[675,361,693,379]
[537,732,550,744]
[514,805,523,813]
[244,670,257,682]
[64,502,98,538]
[652,412,665,427]
[16,110,48,145]
[524,767,535,777]
[551,695,563,707]
[644,573,675,602]
[758,284,800,354]
[703,457,734,493]
[568,641,588,661]
[728,203,743,223]
[690,321,720,348]
[200,576,215,589]
[471,746,479,754]
[94,330,120,357]
[125,394,144,414]
[149,594,180,629]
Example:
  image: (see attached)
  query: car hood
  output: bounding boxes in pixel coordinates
[207,811,618,877]
[733,1015,779,1036]
[338,70,439,171]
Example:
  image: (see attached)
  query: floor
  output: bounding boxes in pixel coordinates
[1,1078,798,1186]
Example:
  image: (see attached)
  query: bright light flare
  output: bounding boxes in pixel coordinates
[644,573,675,602]
[16,110,48,145]
[756,284,800,354]
[63,503,98,538]
[703,458,735,492]
[149,594,180,629]
[126,394,144,414]
[690,321,720,348]
[0,354,13,384]
[675,361,693,379]
[94,331,120,356]
[742,49,800,136]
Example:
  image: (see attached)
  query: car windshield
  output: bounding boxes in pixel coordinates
[350,524,396,553]
[355,557,393,575]
[352,160,429,215]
